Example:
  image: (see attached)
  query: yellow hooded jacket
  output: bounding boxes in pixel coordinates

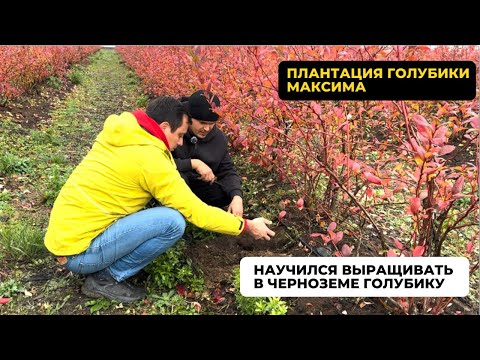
[44,112,246,256]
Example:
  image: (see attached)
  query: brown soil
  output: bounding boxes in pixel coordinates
[0,79,74,130]
[0,79,75,228]
[185,226,386,315]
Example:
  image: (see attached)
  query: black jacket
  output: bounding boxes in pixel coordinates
[173,126,242,199]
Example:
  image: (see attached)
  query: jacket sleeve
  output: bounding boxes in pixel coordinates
[141,150,246,236]
[216,137,243,199]
[174,158,193,172]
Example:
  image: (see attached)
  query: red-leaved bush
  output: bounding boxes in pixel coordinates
[0,46,99,102]
[117,45,478,314]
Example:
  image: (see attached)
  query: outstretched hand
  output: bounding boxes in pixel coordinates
[246,217,275,240]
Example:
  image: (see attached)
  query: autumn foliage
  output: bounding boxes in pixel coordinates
[118,47,476,239]
[121,46,478,313]
[0,46,99,102]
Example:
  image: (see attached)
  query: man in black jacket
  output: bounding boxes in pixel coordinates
[173,90,244,216]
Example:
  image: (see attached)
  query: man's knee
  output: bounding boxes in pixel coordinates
[173,211,187,237]
[150,206,186,237]
[169,209,186,237]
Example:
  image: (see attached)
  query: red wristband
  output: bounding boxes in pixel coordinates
[241,219,248,234]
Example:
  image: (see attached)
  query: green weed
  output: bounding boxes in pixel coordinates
[30,128,62,147]
[43,164,72,206]
[85,298,113,314]
[42,277,69,295]
[0,222,47,260]
[0,192,15,225]
[183,222,217,244]
[232,267,288,315]
[0,154,32,175]
[0,191,12,203]
[150,290,198,315]
[146,240,205,294]
[46,76,62,90]
[136,94,149,108]
[67,67,84,85]
[0,278,25,298]
[42,295,71,315]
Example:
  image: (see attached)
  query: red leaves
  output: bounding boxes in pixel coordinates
[364,172,382,185]
[464,115,478,129]
[451,176,464,195]
[320,222,346,249]
[394,239,404,250]
[311,101,322,116]
[409,196,421,214]
[176,284,186,297]
[211,288,225,304]
[438,145,455,156]
[366,188,373,198]
[0,46,98,100]
[410,138,427,160]
[0,297,11,305]
[432,126,448,145]
[327,222,337,232]
[412,245,425,257]
[412,114,430,128]
[341,244,352,257]
[339,121,349,132]
[112,46,477,275]
[346,158,361,173]
[296,198,304,210]
[412,114,433,139]
[320,234,330,244]
[332,231,344,245]
[466,241,474,254]
[387,249,397,257]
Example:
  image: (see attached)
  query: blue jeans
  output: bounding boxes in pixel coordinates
[65,207,186,282]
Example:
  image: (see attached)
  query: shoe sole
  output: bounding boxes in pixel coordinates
[81,285,145,304]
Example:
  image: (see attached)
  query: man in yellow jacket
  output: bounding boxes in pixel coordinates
[44,96,274,303]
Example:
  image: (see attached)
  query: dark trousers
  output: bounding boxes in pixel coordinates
[181,172,230,208]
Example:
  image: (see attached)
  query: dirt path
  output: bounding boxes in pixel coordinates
[0,49,147,314]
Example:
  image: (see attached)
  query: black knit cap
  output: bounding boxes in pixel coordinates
[186,90,220,122]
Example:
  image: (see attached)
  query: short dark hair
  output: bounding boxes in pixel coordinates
[146,96,191,132]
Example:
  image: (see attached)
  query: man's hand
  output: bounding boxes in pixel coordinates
[191,159,215,183]
[228,196,243,217]
[246,217,275,240]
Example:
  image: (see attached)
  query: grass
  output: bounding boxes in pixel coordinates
[67,66,84,85]
[231,267,287,315]
[1,49,206,315]
[0,278,25,298]
[146,240,205,295]
[0,153,32,176]
[0,222,47,261]
[43,163,73,206]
